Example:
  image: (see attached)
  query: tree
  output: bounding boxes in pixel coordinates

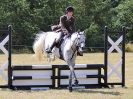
[0,0,132,50]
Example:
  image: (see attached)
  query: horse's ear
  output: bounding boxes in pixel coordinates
[77,29,80,33]
[83,30,86,37]
[80,31,84,34]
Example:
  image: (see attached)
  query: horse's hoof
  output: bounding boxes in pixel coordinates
[69,87,73,92]
[74,80,79,86]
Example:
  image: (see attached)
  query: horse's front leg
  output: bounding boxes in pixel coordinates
[69,65,79,92]
[69,66,73,92]
[72,69,79,86]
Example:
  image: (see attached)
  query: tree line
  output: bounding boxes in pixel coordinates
[0,0,133,49]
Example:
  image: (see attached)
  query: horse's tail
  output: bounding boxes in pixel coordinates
[33,31,46,60]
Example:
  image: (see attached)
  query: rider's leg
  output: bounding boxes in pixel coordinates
[45,40,56,53]
[57,32,64,46]
[46,32,64,53]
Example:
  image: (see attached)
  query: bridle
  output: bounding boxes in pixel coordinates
[70,32,85,60]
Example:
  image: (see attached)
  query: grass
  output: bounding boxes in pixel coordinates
[126,43,133,52]
[0,53,133,99]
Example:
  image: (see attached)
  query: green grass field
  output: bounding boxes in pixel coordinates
[0,53,133,99]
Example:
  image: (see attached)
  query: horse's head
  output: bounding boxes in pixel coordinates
[70,31,86,52]
[77,31,86,49]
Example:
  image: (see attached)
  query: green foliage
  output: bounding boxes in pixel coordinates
[0,0,132,48]
[85,23,103,47]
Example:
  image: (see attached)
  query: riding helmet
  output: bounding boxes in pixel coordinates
[66,6,74,12]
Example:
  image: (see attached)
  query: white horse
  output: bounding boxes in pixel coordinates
[33,31,86,92]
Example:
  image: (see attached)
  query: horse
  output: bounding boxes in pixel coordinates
[33,31,86,92]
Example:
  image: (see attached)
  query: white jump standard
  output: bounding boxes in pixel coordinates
[0,25,12,88]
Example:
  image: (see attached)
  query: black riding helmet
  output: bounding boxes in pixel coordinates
[66,6,74,12]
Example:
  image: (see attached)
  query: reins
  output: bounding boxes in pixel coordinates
[70,33,79,60]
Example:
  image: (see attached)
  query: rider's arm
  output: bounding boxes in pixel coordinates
[71,17,76,33]
[60,16,69,34]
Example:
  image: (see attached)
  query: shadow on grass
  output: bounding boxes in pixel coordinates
[74,89,122,96]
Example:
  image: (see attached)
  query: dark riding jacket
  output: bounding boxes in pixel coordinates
[59,15,75,34]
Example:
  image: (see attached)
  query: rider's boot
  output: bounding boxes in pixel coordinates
[46,32,64,53]
[46,41,56,53]
[57,32,64,47]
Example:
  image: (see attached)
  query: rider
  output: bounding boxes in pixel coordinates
[47,6,83,56]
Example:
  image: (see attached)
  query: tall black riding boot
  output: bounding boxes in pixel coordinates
[46,41,56,53]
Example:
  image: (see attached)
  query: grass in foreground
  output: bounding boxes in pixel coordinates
[0,53,133,99]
